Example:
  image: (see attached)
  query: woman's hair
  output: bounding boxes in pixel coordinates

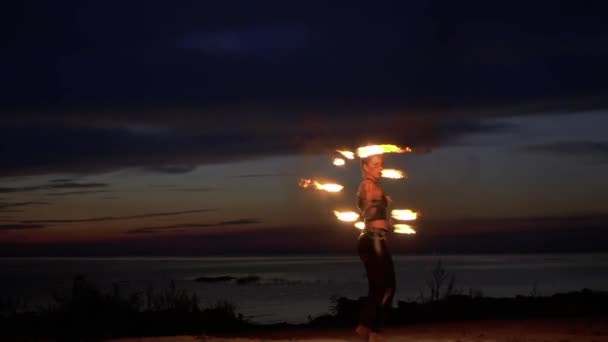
[360,156,371,167]
[360,154,382,167]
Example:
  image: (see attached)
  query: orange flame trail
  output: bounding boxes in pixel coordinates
[299,178,344,192]
[391,209,418,221]
[333,210,359,222]
[357,144,412,158]
[314,181,343,192]
[394,224,416,234]
[301,143,417,235]
[336,150,355,160]
[381,169,406,179]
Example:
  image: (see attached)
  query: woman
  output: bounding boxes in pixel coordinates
[355,154,396,342]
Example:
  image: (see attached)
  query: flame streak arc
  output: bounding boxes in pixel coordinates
[336,150,355,160]
[394,224,416,234]
[314,181,343,192]
[381,169,406,179]
[300,143,418,236]
[391,209,418,221]
[298,178,343,192]
[334,210,359,222]
[357,144,412,158]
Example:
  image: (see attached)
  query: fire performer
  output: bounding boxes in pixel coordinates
[355,153,395,342]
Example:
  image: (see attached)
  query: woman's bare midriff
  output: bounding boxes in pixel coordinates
[367,220,388,230]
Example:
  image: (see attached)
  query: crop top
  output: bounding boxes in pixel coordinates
[357,194,389,222]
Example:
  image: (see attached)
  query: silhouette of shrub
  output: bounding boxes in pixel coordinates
[419,259,457,303]
[0,295,28,317]
[32,275,249,340]
[143,280,200,313]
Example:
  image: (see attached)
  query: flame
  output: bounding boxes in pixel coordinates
[298,178,313,188]
[314,181,343,192]
[394,224,416,234]
[354,221,365,230]
[356,144,412,158]
[334,210,359,222]
[333,158,346,166]
[391,209,418,221]
[298,178,343,192]
[381,169,406,179]
[336,150,355,160]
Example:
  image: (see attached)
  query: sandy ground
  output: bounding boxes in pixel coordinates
[105,318,608,342]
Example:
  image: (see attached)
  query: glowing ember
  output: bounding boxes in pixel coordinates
[356,144,412,158]
[336,150,355,160]
[381,169,406,179]
[354,221,365,229]
[334,210,359,222]
[333,158,346,166]
[394,224,416,234]
[298,178,313,188]
[391,209,418,221]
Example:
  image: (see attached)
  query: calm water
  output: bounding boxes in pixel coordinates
[1,253,608,323]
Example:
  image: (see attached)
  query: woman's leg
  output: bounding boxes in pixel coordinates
[358,234,394,333]
[377,243,395,328]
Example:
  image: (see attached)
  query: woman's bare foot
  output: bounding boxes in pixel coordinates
[355,324,370,340]
[368,331,386,342]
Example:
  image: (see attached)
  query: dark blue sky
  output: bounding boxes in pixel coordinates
[1,1,608,255]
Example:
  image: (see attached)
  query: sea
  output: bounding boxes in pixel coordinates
[2,253,608,324]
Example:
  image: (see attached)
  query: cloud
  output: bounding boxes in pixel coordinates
[0,115,517,178]
[45,190,111,197]
[125,218,260,234]
[2,1,608,179]
[236,174,279,178]
[4,213,608,256]
[1,212,607,256]
[142,164,200,174]
[0,223,46,231]
[520,140,608,161]
[165,187,215,193]
[147,185,215,192]
[20,208,217,225]
[0,181,108,193]
[50,178,74,183]
[0,201,49,210]
[3,1,607,112]
[178,27,308,59]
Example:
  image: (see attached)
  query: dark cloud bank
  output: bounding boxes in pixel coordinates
[2,1,608,178]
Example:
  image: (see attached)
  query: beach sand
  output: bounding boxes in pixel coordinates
[105,319,608,342]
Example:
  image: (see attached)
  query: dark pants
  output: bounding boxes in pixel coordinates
[357,231,396,332]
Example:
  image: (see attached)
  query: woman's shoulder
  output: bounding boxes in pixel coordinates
[359,178,375,187]
[359,179,381,192]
